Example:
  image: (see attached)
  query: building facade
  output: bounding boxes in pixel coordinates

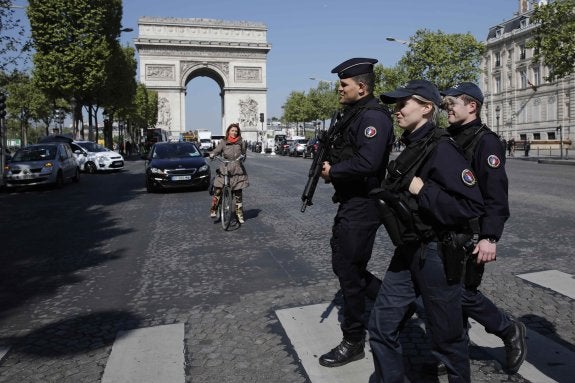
[481,0,573,154]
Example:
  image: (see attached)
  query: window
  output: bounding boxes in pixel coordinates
[533,133,540,140]
[494,75,502,93]
[519,44,526,60]
[494,51,501,67]
[548,132,556,140]
[533,66,541,85]
[520,134,527,141]
[520,18,529,28]
[519,70,527,88]
[496,27,503,38]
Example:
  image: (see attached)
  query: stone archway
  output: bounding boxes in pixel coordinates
[135,17,271,142]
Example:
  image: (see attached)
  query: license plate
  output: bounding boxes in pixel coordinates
[172,175,191,181]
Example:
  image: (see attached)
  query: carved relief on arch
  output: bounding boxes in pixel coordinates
[146,65,175,80]
[238,96,259,128]
[235,67,261,83]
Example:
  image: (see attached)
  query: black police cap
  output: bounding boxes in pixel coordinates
[441,82,484,104]
[331,58,378,79]
[379,79,441,106]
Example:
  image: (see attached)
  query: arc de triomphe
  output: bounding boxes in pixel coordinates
[134,17,271,141]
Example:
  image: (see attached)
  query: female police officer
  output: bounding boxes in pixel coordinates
[368,80,484,383]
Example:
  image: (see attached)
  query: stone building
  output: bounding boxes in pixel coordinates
[481,0,573,155]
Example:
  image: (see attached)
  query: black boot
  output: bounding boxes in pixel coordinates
[503,320,527,373]
[319,339,365,367]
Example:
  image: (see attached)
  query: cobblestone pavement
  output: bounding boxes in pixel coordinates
[0,154,573,383]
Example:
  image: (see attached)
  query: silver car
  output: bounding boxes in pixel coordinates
[70,141,124,173]
[3,143,80,188]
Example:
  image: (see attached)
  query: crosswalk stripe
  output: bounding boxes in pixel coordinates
[276,303,373,383]
[517,270,575,299]
[101,323,185,383]
[0,345,9,362]
[468,318,575,383]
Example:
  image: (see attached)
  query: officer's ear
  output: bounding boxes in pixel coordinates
[358,81,368,96]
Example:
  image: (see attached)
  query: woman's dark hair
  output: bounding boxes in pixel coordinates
[226,123,241,138]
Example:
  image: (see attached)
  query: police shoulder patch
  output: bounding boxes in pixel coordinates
[487,154,501,168]
[364,126,377,138]
[461,169,477,187]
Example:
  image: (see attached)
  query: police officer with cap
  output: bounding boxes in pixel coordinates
[368,79,484,382]
[441,82,527,373]
[318,57,394,368]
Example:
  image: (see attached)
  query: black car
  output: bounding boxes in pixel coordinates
[143,142,210,193]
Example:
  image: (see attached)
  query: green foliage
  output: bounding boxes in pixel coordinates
[28,0,123,101]
[528,0,575,81]
[399,29,485,90]
[0,0,31,71]
[282,91,309,124]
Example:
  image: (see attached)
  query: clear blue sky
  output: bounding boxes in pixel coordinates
[14,0,522,135]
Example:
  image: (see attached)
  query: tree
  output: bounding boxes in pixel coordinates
[28,0,124,145]
[0,0,31,71]
[307,81,338,128]
[528,0,575,81]
[399,29,485,90]
[282,91,310,135]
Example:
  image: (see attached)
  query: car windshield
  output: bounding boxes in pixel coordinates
[152,143,201,159]
[76,142,109,153]
[11,145,57,162]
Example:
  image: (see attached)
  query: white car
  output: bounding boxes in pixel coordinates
[70,141,124,173]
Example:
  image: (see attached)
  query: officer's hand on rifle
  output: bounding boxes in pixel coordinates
[408,176,424,195]
[320,161,331,182]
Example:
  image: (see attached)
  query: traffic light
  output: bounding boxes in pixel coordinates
[0,92,6,118]
[259,113,264,123]
[55,109,65,125]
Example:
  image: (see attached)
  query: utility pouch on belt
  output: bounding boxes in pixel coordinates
[441,232,472,285]
[374,199,404,246]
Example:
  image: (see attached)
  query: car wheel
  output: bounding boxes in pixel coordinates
[55,171,64,188]
[85,162,97,174]
[73,168,80,183]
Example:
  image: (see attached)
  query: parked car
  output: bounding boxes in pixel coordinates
[304,137,319,159]
[143,141,210,193]
[289,139,308,157]
[70,141,124,173]
[3,142,80,189]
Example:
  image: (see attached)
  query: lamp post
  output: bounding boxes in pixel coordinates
[556,125,563,159]
[386,37,409,45]
[495,106,501,136]
[70,97,78,139]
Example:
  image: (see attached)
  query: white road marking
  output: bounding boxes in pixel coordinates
[0,344,10,362]
[101,323,185,383]
[517,270,575,299]
[275,303,374,383]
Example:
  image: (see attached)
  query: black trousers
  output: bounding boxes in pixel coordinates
[330,197,382,342]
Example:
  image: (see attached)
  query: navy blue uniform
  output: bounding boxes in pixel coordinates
[368,122,484,383]
[328,95,393,342]
[449,119,513,338]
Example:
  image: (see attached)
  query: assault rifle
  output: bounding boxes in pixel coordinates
[301,110,341,212]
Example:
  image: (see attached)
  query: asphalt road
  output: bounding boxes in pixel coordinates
[0,153,573,382]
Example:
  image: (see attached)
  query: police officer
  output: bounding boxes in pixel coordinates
[318,58,394,367]
[368,80,484,383]
[441,82,526,373]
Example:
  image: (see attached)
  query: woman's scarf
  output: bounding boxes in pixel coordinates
[227,136,240,144]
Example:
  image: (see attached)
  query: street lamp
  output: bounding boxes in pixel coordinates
[386,37,409,45]
[70,97,77,139]
[495,105,501,136]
